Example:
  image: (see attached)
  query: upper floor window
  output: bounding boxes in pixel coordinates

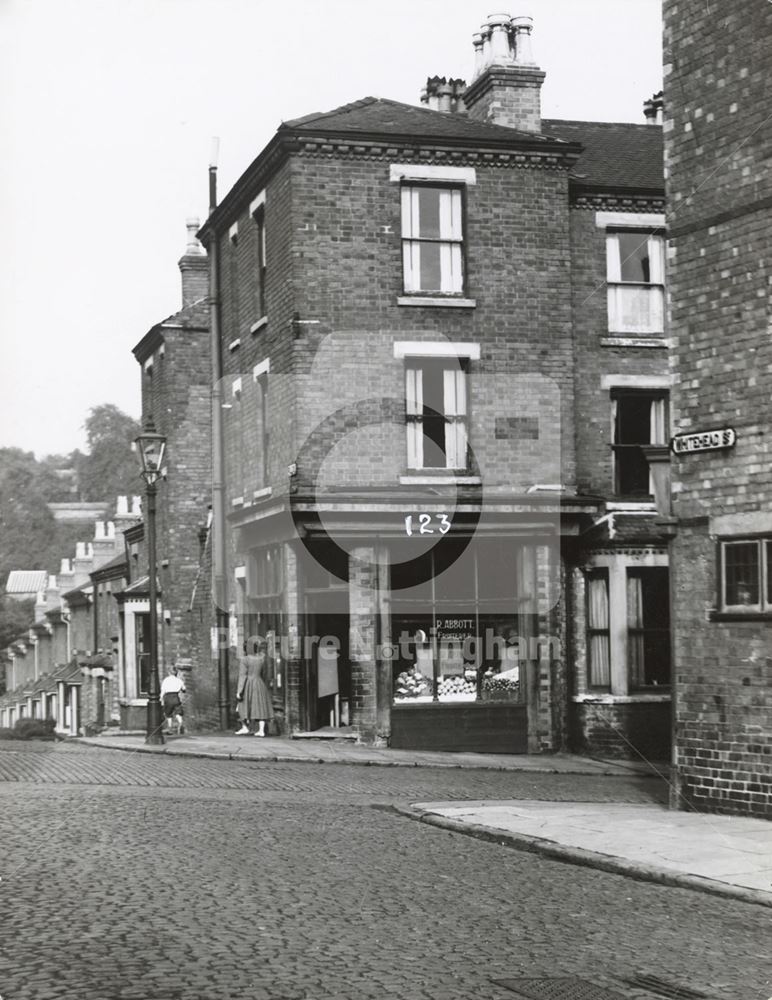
[401,186,464,295]
[250,190,267,328]
[612,390,668,497]
[606,230,665,334]
[405,358,468,470]
[719,537,772,613]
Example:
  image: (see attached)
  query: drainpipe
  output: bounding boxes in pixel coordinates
[206,138,231,731]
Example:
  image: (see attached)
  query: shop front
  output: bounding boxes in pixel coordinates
[231,497,573,753]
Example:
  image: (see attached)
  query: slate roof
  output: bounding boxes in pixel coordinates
[542,119,664,192]
[132,298,210,363]
[5,571,48,596]
[283,99,663,190]
[283,96,565,147]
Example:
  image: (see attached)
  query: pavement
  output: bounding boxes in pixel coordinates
[79,729,668,776]
[77,731,772,909]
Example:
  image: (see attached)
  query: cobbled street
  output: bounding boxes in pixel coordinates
[0,744,769,1000]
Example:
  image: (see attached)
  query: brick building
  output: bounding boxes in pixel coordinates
[198,14,670,753]
[663,0,772,815]
[128,221,215,730]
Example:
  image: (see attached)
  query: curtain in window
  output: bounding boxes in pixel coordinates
[405,366,423,468]
[587,575,610,687]
[627,573,645,688]
[649,397,667,444]
[443,367,467,469]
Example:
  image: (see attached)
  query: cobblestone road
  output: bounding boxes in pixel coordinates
[0,744,769,1000]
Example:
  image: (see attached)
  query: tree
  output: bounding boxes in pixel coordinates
[0,449,60,582]
[0,596,35,656]
[75,405,142,502]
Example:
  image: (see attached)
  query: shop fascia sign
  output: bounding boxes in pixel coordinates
[670,427,736,455]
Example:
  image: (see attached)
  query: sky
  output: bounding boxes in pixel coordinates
[0,0,663,459]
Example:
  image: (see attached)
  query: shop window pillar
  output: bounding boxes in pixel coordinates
[349,546,378,741]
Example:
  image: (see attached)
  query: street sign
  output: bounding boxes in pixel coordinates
[671,427,737,455]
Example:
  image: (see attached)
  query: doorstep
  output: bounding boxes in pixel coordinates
[291,726,359,741]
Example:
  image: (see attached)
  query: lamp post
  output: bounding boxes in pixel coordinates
[134,418,167,746]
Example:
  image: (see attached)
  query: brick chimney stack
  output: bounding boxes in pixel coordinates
[463,13,545,132]
[178,217,208,308]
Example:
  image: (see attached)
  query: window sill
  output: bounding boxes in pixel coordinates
[252,486,273,501]
[709,610,772,622]
[397,296,476,309]
[601,335,666,348]
[400,474,481,485]
[250,316,268,334]
[573,693,671,704]
[228,338,241,352]
[605,500,657,512]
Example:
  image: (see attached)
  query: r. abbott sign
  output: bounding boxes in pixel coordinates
[671,427,737,455]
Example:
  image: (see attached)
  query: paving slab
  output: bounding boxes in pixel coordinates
[403,799,772,907]
[77,732,668,777]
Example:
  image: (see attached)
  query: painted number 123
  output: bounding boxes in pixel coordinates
[404,513,451,536]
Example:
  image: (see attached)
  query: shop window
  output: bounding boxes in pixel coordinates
[606,230,665,333]
[391,541,530,705]
[612,390,668,497]
[627,567,670,688]
[401,185,464,295]
[586,570,610,689]
[719,537,771,613]
[405,358,468,470]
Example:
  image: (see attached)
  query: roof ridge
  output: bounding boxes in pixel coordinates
[284,94,562,144]
[543,117,661,130]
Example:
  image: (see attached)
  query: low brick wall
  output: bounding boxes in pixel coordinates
[570,699,671,761]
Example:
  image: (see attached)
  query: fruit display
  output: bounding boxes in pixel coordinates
[437,676,476,699]
[394,667,430,700]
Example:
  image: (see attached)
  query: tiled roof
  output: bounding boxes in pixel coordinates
[542,119,664,191]
[282,97,566,147]
[5,571,47,595]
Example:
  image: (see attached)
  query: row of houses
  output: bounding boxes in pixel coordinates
[2,6,769,817]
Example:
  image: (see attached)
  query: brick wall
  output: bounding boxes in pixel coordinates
[664,0,772,816]
[569,208,669,495]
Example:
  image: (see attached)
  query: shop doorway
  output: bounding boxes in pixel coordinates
[304,601,351,731]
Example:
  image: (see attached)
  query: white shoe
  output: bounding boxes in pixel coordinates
[234,725,250,735]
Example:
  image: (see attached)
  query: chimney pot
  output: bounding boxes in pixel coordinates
[486,12,515,65]
[511,15,536,66]
[643,91,664,124]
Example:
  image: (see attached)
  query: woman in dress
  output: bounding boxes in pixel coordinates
[235,637,275,736]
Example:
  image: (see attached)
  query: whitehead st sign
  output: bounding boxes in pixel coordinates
[670,427,737,455]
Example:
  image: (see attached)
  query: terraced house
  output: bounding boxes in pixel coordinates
[198,13,670,756]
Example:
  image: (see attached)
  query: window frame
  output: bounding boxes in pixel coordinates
[605,227,666,335]
[718,535,772,614]
[404,356,470,472]
[611,388,669,499]
[400,182,467,297]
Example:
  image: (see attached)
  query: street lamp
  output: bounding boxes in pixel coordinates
[134,417,167,746]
